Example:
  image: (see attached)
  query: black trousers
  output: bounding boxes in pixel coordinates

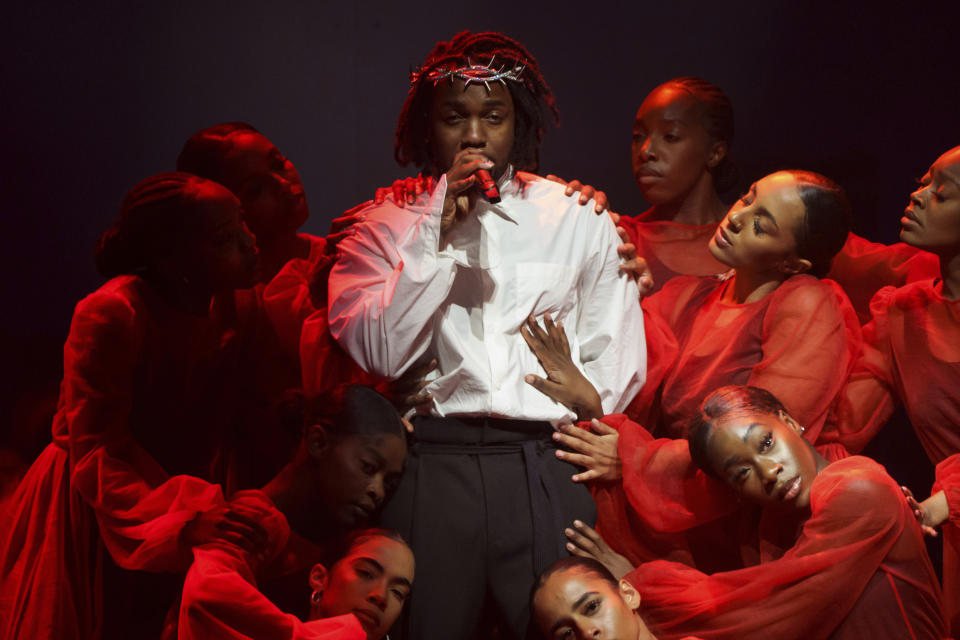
[380,416,597,640]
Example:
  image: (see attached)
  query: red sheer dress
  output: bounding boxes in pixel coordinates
[617,212,726,295]
[264,244,385,398]
[934,454,960,634]
[0,276,252,640]
[228,234,329,489]
[836,280,960,632]
[641,274,860,459]
[177,491,365,640]
[626,456,946,640]
[827,233,939,324]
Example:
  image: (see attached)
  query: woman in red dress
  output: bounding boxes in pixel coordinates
[569,386,947,640]
[526,169,858,457]
[839,145,960,631]
[0,173,263,640]
[176,385,410,640]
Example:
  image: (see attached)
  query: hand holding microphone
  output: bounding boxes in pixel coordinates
[475,168,501,204]
[441,151,499,236]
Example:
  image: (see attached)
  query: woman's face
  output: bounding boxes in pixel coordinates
[217,131,309,239]
[532,569,654,640]
[631,85,719,205]
[316,537,414,640]
[313,432,406,529]
[708,172,808,274]
[900,146,960,252]
[704,409,820,510]
[178,181,259,291]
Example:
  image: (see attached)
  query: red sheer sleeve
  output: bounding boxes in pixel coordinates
[588,415,739,567]
[179,491,366,640]
[934,454,960,635]
[628,457,945,640]
[751,278,860,458]
[623,307,678,426]
[827,233,940,324]
[262,256,323,364]
[833,286,899,454]
[64,288,226,572]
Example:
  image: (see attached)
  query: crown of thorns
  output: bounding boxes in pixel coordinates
[409,55,526,91]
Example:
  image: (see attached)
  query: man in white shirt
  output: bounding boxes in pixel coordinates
[327,31,646,639]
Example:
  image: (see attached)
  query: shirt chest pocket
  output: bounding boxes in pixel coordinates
[510,262,579,321]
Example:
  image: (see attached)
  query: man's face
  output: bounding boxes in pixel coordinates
[429,78,515,179]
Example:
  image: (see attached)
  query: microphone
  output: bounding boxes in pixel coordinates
[475,169,501,204]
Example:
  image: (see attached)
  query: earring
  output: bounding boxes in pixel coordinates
[311,590,322,605]
[800,426,806,434]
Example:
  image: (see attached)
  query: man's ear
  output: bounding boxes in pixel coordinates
[778,255,812,276]
[707,140,728,169]
[305,424,331,460]
[618,578,641,611]
[309,563,329,594]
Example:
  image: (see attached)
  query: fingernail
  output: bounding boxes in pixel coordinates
[552,432,561,440]
[566,542,575,551]
[565,528,574,536]
[574,520,583,527]
[525,374,535,384]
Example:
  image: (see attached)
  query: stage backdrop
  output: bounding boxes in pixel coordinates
[0,0,956,441]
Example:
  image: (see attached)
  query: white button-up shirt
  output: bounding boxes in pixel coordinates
[327,173,646,425]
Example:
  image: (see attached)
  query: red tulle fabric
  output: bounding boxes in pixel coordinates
[178,491,365,640]
[827,233,940,324]
[641,274,860,458]
[589,415,741,570]
[617,213,726,294]
[934,454,960,634]
[838,280,960,462]
[628,456,946,640]
[0,276,251,640]
[266,249,385,398]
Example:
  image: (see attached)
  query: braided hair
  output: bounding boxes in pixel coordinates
[176,122,260,186]
[95,172,209,278]
[395,31,559,175]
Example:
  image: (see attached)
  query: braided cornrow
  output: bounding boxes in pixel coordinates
[395,31,559,174]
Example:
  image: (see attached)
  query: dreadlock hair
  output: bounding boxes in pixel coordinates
[94,172,215,278]
[176,122,260,186]
[395,31,559,175]
[657,77,737,192]
[687,385,790,480]
[786,170,852,278]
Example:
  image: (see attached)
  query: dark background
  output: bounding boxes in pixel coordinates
[1,1,957,468]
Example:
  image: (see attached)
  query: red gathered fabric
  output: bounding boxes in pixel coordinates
[826,233,939,325]
[267,250,386,397]
[617,213,727,295]
[627,456,946,640]
[0,276,254,639]
[177,490,365,640]
[933,454,960,634]
[838,280,960,462]
[641,274,860,459]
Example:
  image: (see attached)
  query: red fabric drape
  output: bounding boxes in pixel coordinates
[826,233,939,325]
[628,457,946,640]
[838,280,960,462]
[178,491,365,640]
[641,274,859,459]
[617,213,727,294]
[0,277,250,639]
